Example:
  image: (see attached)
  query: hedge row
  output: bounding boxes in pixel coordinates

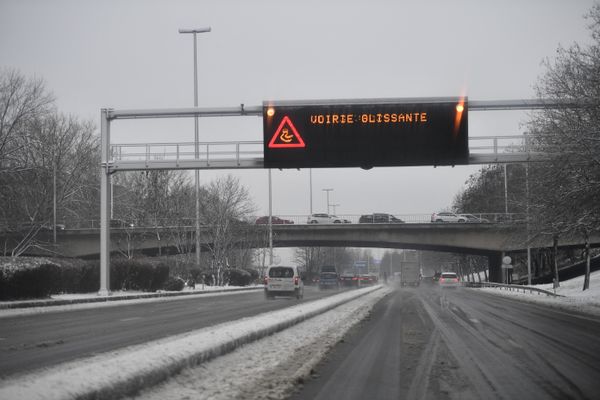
[0,257,258,300]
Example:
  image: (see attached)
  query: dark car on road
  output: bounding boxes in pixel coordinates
[359,213,404,223]
[255,216,294,225]
[318,265,340,290]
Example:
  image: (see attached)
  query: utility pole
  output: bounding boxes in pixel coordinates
[309,169,313,216]
[322,188,333,215]
[268,169,273,265]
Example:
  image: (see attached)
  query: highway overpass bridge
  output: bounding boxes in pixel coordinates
[3,222,599,282]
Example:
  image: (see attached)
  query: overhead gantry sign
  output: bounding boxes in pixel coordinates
[263,97,469,169]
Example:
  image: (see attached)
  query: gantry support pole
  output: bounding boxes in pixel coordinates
[99,109,112,296]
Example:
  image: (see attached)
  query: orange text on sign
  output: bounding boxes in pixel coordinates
[310,112,428,125]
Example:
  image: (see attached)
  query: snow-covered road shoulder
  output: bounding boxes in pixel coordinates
[470,270,600,317]
[0,285,384,400]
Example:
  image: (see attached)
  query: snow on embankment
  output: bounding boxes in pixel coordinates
[476,270,600,316]
[0,285,383,400]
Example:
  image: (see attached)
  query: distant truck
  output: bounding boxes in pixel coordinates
[400,262,421,287]
[318,265,340,290]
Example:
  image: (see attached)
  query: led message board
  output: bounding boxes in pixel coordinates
[263,97,468,169]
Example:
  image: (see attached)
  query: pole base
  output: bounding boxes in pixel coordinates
[97,289,111,297]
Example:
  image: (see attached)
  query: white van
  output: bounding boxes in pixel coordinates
[264,265,304,299]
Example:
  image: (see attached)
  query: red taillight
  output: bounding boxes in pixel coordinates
[453,278,459,282]
[294,276,299,285]
[264,277,269,285]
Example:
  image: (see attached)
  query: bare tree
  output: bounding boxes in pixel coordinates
[526,4,600,290]
[201,174,256,285]
[0,68,54,172]
[2,111,99,256]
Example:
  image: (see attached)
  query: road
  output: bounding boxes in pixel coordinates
[291,286,600,400]
[0,286,342,378]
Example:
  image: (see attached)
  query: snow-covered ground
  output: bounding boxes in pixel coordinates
[2,273,598,400]
[130,286,392,400]
[475,270,600,316]
[0,285,389,400]
[0,285,262,318]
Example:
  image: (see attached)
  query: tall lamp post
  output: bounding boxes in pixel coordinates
[179,27,211,268]
[322,188,333,215]
[331,203,340,215]
[309,169,313,216]
[268,169,273,265]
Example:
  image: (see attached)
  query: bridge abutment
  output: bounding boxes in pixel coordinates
[487,252,503,283]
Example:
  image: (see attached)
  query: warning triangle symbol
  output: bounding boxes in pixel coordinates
[268,116,306,148]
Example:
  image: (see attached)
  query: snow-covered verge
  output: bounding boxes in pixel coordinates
[0,285,262,317]
[473,270,600,316]
[0,285,384,400]
[131,285,393,400]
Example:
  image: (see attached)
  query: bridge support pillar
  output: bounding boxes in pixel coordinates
[487,252,503,283]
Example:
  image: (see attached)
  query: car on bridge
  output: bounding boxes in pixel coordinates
[460,214,489,223]
[307,213,351,224]
[255,216,294,225]
[431,212,466,223]
[110,219,135,228]
[359,213,404,223]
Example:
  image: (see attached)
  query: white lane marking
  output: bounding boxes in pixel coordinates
[119,317,142,322]
[470,318,480,323]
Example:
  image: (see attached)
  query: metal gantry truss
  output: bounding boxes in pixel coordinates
[104,99,574,173]
[97,98,574,295]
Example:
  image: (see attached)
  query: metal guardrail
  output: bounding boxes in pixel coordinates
[464,281,562,297]
[6,213,525,230]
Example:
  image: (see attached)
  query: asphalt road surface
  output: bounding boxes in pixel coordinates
[0,286,343,377]
[291,286,600,400]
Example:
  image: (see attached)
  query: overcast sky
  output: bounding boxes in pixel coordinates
[1,0,596,222]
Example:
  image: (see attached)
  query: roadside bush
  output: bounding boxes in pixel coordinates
[163,277,185,291]
[57,259,99,293]
[225,268,252,286]
[0,259,61,300]
[110,258,170,292]
[244,268,259,283]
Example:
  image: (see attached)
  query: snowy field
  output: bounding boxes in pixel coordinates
[475,270,600,317]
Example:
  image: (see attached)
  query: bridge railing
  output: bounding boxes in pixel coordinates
[35,213,526,230]
[108,135,536,167]
[469,135,531,156]
[110,141,263,166]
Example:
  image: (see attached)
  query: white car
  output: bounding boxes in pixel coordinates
[431,212,466,223]
[264,265,304,299]
[307,213,350,224]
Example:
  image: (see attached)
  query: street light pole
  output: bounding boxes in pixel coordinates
[309,169,313,216]
[504,164,508,214]
[268,169,273,265]
[322,188,333,215]
[179,27,211,268]
[332,203,340,215]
